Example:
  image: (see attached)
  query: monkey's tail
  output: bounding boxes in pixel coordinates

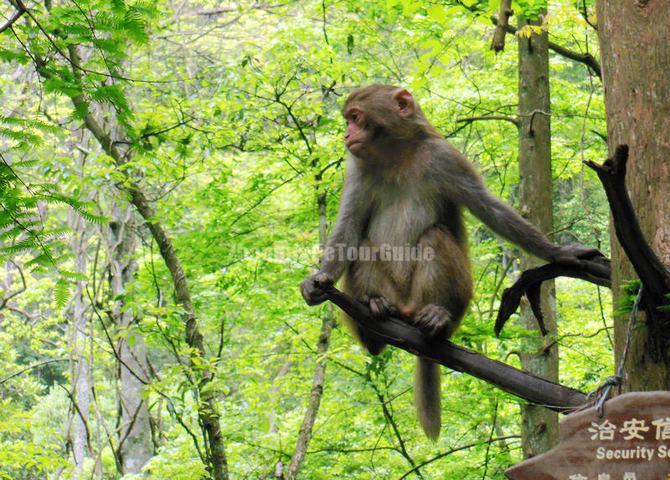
[414,357,441,440]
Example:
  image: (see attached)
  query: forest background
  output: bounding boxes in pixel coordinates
[0,0,624,478]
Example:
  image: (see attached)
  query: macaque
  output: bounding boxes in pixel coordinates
[300,84,597,440]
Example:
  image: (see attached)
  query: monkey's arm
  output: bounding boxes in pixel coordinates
[301,162,370,306]
[319,166,368,280]
[437,145,592,263]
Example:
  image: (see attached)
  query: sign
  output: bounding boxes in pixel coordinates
[506,392,670,480]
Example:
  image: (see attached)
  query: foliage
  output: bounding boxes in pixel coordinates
[0,0,614,478]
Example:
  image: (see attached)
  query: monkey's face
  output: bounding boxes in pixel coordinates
[343,106,371,157]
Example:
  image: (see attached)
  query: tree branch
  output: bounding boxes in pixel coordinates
[189,3,282,16]
[491,0,513,52]
[490,15,602,79]
[585,145,670,299]
[585,144,670,357]
[319,287,588,412]
[0,260,27,309]
[495,257,611,336]
[495,144,670,356]
[456,115,520,127]
[0,0,26,35]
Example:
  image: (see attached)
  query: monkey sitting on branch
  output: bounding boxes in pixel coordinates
[300,85,600,440]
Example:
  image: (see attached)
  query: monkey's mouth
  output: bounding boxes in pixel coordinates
[346,140,362,149]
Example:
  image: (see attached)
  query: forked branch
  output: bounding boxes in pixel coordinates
[495,257,611,336]
[585,145,670,300]
[497,145,670,355]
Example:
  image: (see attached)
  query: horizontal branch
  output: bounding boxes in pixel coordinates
[188,3,281,16]
[321,287,588,412]
[456,115,520,127]
[490,15,602,79]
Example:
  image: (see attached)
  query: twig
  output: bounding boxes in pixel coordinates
[456,115,520,127]
[0,260,27,309]
[397,435,521,480]
[0,358,67,384]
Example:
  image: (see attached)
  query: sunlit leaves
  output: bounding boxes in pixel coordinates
[515,0,549,19]
[516,23,546,38]
[0,0,614,478]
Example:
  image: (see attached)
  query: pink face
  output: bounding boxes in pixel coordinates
[343,107,368,155]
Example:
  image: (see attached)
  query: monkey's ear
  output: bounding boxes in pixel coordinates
[393,88,415,117]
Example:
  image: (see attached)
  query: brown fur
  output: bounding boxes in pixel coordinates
[301,84,595,440]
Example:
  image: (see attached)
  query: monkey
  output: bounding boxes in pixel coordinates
[300,84,599,440]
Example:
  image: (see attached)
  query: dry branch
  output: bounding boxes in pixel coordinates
[495,257,611,336]
[585,144,670,357]
[585,145,670,299]
[320,287,588,412]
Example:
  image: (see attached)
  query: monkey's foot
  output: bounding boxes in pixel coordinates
[360,295,397,319]
[412,304,456,339]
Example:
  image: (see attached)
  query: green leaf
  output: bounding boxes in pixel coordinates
[54,278,71,308]
[427,5,447,22]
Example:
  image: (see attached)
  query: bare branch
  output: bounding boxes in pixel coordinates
[456,115,520,127]
[585,145,670,297]
[585,144,670,359]
[0,261,27,309]
[0,0,26,35]
[319,287,588,412]
[495,257,611,336]
[490,15,602,78]
[398,435,521,480]
[189,3,282,16]
[0,358,67,384]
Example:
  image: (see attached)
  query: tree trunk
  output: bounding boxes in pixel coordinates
[28,41,229,479]
[517,14,559,458]
[59,44,229,480]
[287,190,335,479]
[67,206,92,479]
[105,204,153,474]
[596,0,670,390]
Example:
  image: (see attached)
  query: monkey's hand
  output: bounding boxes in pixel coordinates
[553,244,606,266]
[300,271,334,306]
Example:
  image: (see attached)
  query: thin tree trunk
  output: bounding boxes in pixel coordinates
[32,43,229,480]
[517,13,559,458]
[105,204,153,474]
[287,190,335,479]
[67,206,92,479]
[596,0,670,389]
